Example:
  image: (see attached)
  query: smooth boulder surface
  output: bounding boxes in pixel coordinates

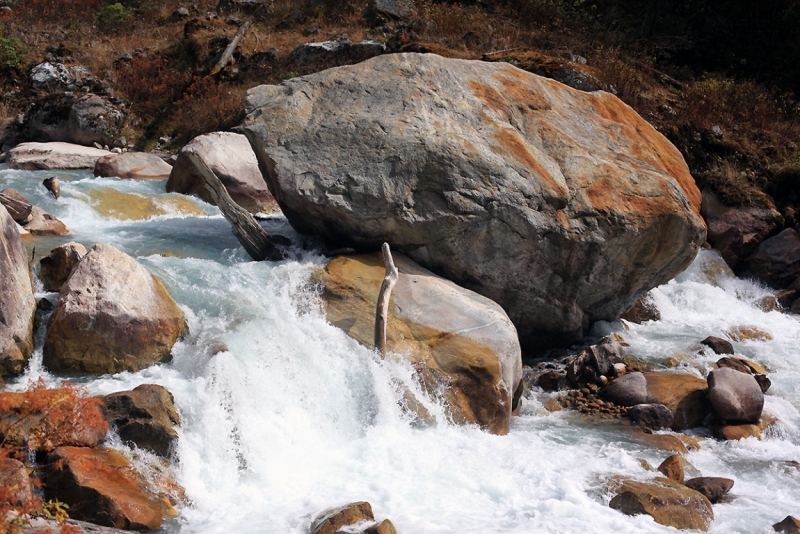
[317,251,522,435]
[700,335,734,355]
[42,446,177,530]
[94,152,173,180]
[43,243,185,374]
[629,403,674,430]
[166,132,277,214]
[707,367,764,424]
[310,502,374,534]
[609,477,714,531]
[24,206,69,236]
[8,142,112,170]
[601,371,709,430]
[101,384,181,457]
[39,241,87,292]
[243,53,706,350]
[0,205,36,376]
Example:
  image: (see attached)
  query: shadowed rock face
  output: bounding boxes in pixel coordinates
[243,53,706,351]
[0,205,36,376]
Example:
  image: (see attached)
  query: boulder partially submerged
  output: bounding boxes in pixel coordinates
[317,251,522,435]
[94,152,173,180]
[243,53,705,350]
[166,132,277,214]
[43,243,185,374]
[0,205,36,376]
[101,384,181,457]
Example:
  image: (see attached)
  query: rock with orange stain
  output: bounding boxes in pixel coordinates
[42,446,177,530]
[243,53,706,351]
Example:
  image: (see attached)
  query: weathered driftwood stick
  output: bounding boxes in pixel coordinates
[209,2,269,76]
[184,151,282,261]
[374,242,399,357]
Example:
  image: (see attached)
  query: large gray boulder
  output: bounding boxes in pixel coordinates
[8,142,112,170]
[23,94,126,147]
[242,53,706,350]
[0,205,36,376]
[43,243,185,374]
[166,132,277,214]
[707,367,764,424]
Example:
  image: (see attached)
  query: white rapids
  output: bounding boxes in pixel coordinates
[2,166,799,534]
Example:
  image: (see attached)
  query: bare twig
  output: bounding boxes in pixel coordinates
[374,242,398,357]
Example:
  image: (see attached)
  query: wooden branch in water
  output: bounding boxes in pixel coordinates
[374,242,398,357]
[183,151,282,261]
[209,1,270,76]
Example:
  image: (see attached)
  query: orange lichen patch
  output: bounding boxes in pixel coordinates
[494,72,551,111]
[589,92,702,216]
[88,188,204,220]
[492,127,564,196]
[469,79,510,117]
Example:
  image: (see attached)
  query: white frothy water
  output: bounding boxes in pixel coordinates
[3,166,800,533]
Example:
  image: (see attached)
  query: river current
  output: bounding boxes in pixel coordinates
[2,166,799,534]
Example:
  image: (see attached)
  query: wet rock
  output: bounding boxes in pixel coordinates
[42,446,177,530]
[0,188,33,223]
[317,251,522,435]
[629,403,674,430]
[684,477,734,504]
[741,228,800,288]
[727,326,772,342]
[712,414,777,440]
[310,501,374,534]
[167,132,277,214]
[243,53,705,352]
[536,370,562,392]
[609,477,714,531]
[23,94,126,148]
[774,516,800,533]
[43,243,185,374]
[0,458,34,506]
[566,338,624,388]
[754,295,780,312]
[101,384,180,457]
[701,336,734,355]
[656,454,699,483]
[602,372,709,430]
[23,206,69,236]
[700,188,783,268]
[707,367,764,424]
[754,374,771,393]
[600,372,649,406]
[94,152,173,180]
[39,241,87,292]
[364,519,398,534]
[0,205,36,376]
[629,430,689,454]
[8,142,112,170]
[43,175,61,199]
[715,356,752,375]
[619,292,661,323]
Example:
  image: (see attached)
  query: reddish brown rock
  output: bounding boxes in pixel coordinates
[656,454,699,484]
[318,252,521,435]
[43,243,185,374]
[741,228,800,288]
[774,516,800,534]
[609,477,714,531]
[243,53,705,352]
[24,206,69,236]
[0,188,33,223]
[701,336,734,355]
[42,446,177,530]
[619,293,661,323]
[311,502,374,534]
[684,477,734,504]
[708,367,764,424]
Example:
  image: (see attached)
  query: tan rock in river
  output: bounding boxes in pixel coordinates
[43,243,185,374]
[317,251,522,435]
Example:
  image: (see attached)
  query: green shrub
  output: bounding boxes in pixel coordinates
[0,36,28,69]
[95,3,135,34]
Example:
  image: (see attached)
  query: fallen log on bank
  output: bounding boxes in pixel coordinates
[209,1,271,77]
[183,151,284,261]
